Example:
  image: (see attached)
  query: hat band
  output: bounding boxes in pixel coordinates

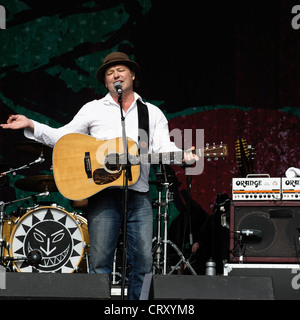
[104,57,128,65]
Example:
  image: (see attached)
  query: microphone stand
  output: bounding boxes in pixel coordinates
[118,91,132,300]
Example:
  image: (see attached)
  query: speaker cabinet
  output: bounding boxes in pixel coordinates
[230,201,300,263]
[150,275,274,300]
[0,273,110,300]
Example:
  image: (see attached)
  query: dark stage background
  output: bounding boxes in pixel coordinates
[1,0,300,222]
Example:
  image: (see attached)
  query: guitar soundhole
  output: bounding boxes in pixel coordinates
[104,153,122,172]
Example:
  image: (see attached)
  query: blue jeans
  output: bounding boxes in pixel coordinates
[87,188,153,300]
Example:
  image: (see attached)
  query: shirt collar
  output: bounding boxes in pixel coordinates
[103,92,145,107]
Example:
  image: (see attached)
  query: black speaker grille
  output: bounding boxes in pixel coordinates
[231,202,300,262]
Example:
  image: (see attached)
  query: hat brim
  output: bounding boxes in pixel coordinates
[96,60,140,84]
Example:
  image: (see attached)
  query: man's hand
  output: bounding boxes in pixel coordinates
[183,146,199,164]
[0,114,34,131]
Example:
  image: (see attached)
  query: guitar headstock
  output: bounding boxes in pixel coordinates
[204,142,228,161]
[235,138,256,176]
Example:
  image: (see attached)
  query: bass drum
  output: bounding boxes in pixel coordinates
[8,206,89,273]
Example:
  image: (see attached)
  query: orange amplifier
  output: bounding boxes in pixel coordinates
[232,176,281,201]
[282,178,300,200]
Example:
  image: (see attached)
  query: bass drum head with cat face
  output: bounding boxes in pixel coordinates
[8,206,88,273]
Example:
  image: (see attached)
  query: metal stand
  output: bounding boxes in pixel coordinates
[117,90,132,300]
[152,165,197,275]
[0,202,5,264]
[152,181,163,273]
[0,192,50,268]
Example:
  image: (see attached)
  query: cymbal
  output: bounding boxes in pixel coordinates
[14,141,52,158]
[149,175,179,186]
[15,175,58,192]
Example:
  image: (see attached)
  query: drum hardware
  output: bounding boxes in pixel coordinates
[151,170,165,274]
[151,166,175,274]
[3,249,48,272]
[149,175,178,186]
[0,201,6,264]
[172,171,197,274]
[0,204,90,273]
[0,192,51,269]
[14,175,57,193]
[3,191,50,209]
[166,240,197,275]
[13,141,52,159]
[112,248,125,285]
[151,165,197,275]
[0,154,45,177]
[152,192,174,208]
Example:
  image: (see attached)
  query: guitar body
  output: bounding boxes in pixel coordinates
[53,133,140,200]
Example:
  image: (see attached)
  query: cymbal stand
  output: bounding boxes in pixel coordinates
[152,164,197,275]
[162,175,171,274]
[152,165,176,274]
[0,153,45,177]
[152,165,197,275]
[0,201,5,266]
[3,191,50,207]
[167,241,197,275]
[164,172,196,275]
[152,182,163,274]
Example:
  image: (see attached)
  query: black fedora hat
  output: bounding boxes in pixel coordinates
[96,52,140,83]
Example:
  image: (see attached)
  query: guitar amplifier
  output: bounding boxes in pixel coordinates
[230,201,300,263]
[232,177,281,201]
[282,178,300,200]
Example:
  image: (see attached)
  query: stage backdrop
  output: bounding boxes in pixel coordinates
[1,0,300,223]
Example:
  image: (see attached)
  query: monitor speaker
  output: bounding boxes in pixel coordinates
[149,275,274,300]
[0,273,110,300]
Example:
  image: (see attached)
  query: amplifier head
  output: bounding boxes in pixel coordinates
[232,178,281,201]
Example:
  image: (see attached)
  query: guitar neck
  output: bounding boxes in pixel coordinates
[134,144,228,165]
[138,150,185,165]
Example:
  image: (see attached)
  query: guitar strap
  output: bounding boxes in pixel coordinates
[137,99,149,155]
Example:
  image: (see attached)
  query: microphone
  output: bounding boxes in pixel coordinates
[235,229,262,240]
[113,81,122,95]
[27,249,43,267]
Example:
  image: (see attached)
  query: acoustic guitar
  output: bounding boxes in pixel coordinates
[53,133,228,200]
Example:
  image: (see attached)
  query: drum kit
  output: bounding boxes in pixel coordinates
[0,142,196,277]
[0,141,89,274]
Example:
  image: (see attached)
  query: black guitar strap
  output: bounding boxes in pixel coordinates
[137,99,149,155]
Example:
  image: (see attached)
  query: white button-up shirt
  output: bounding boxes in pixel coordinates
[24,92,179,192]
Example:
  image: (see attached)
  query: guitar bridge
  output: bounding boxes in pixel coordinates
[84,152,92,178]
